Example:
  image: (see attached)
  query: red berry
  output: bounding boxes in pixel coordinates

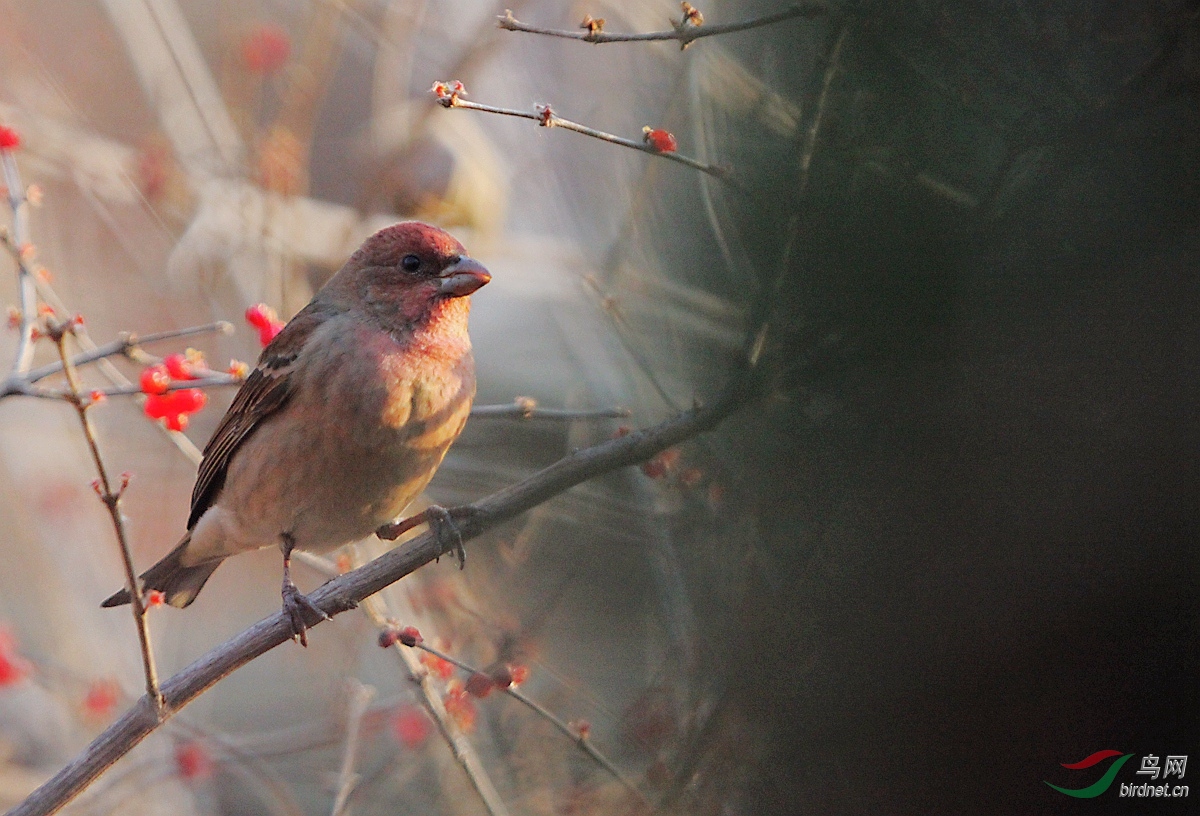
[140,365,171,396]
[378,629,399,648]
[143,393,170,419]
[167,388,208,415]
[509,664,529,686]
[175,741,214,781]
[241,24,291,75]
[443,687,477,732]
[392,705,431,749]
[489,665,513,688]
[0,125,20,150]
[398,625,423,647]
[643,128,678,153]
[164,413,189,432]
[465,672,495,698]
[82,678,120,718]
[245,303,284,346]
[0,628,30,687]
[163,353,194,381]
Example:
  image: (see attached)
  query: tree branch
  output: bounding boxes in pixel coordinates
[7,372,754,816]
[497,3,829,49]
[470,397,630,421]
[434,85,735,184]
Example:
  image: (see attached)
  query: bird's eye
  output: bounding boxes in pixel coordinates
[401,254,421,272]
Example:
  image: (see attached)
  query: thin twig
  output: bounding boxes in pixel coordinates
[0,150,37,376]
[293,550,511,816]
[48,323,165,717]
[470,397,630,421]
[410,640,648,804]
[329,680,376,816]
[25,321,234,383]
[89,373,241,398]
[497,4,828,49]
[9,372,753,816]
[435,89,735,185]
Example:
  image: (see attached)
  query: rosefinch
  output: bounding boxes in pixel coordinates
[103,222,490,645]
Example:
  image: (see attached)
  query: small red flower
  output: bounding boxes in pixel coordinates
[163,352,198,381]
[140,365,171,396]
[147,590,166,607]
[82,678,120,719]
[642,128,678,153]
[443,686,477,732]
[392,705,431,749]
[0,125,20,150]
[419,651,455,681]
[465,672,495,698]
[241,24,291,75]
[245,303,284,346]
[88,390,107,405]
[175,741,215,781]
[431,80,466,105]
[0,628,31,687]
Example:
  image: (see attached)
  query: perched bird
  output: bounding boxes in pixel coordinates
[103,222,490,645]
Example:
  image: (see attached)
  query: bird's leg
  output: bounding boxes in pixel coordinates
[375,505,466,569]
[280,532,330,647]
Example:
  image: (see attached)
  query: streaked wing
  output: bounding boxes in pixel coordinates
[187,303,331,528]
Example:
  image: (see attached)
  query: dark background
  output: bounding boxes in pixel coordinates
[682,2,1200,812]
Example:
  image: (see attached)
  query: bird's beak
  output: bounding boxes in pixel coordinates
[438,257,491,297]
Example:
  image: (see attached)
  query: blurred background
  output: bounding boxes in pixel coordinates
[0,0,1197,814]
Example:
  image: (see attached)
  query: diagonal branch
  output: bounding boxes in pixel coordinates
[434,86,735,184]
[7,372,754,816]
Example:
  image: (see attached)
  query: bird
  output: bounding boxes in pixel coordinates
[103,221,491,646]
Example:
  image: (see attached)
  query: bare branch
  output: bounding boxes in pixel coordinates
[498,3,829,49]
[408,639,648,804]
[8,373,753,816]
[470,397,630,421]
[434,86,735,184]
[47,322,165,717]
[1,151,38,375]
[25,321,234,384]
[329,681,376,816]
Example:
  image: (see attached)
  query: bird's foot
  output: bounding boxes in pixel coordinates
[282,577,330,648]
[427,505,466,569]
[376,505,465,568]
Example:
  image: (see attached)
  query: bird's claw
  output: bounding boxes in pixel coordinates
[427,505,466,569]
[282,579,330,648]
[377,506,465,568]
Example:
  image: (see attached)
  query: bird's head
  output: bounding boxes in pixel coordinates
[326,221,491,327]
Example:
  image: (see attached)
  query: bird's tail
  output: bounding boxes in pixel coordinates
[100,532,223,609]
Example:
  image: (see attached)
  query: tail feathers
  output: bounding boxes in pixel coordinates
[100,533,223,609]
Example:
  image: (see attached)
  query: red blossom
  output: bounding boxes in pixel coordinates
[175,741,215,781]
[392,705,431,749]
[245,303,284,346]
[0,628,30,687]
[140,364,171,396]
[0,125,20,150]
[431,80,466,105]
[163,352,200,381]
[419,651,455,681]
[88,390,107,405]
[147,590,166,607]
[241,24,291,75]
[465,672,495,698]
[82,678,120,719]
[642,128,678,154]
[443,686,477,732]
